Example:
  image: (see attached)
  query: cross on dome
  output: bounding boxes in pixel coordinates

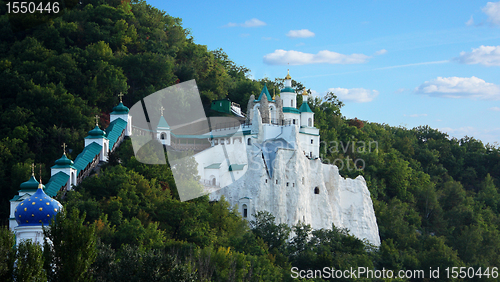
[61,142,67,155]
[118,92,124,103]
[95,115,99,126]
[31,163,35,176]
[160,106,165,116]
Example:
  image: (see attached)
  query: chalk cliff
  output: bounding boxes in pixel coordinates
[208,127,381,246]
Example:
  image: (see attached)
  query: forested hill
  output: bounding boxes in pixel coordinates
[2,1,500,281]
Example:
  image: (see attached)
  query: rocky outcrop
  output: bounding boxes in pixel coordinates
[209,130,381,246]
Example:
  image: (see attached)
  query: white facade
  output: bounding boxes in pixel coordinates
[14,225,46,246]
[84,136,109,162]
[51,166,77,189]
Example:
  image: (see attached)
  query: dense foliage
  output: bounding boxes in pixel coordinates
[1,0,500,281]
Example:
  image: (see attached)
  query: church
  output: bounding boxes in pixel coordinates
[9,96,132,245]
[10,70,380,246]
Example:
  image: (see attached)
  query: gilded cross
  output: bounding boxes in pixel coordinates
[31,163,35,176]
[61,142,67,155]
[160,106,165,116]
[95,115,99,126]
[118,92,124,103]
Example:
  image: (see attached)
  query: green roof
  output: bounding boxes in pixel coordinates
[205,163,221,169]
[19,175,39,191]
[283,107,300,114]
[86,125,107,139]
[74,142,102,174]
[298,102,313,113]
[281,87,295,93]
[44,172,69,197]
[111,102,129,114]
[157,116,170,129]
[106,118,127,149]
[229,164,246,171]
[256,85,272,102]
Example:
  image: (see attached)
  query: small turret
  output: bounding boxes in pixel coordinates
[84,116,109,162]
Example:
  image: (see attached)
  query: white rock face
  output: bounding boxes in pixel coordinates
[208,131,381,246]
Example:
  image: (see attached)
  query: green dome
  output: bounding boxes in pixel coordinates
[87,125,107,138]
[111,102,129,114]
[55,154,74,166]
[19,175,39,191]
[52,153,76,170]
[281,87,295,93]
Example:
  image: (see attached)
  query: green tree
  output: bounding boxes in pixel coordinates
[0,226,15,282]
[43,208,97,282]
[14,240,46,282]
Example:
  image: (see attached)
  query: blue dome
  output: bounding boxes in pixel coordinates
[15,185,62,226]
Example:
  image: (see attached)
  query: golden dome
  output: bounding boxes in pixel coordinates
[302,88,308,96]
[285,69,291,80]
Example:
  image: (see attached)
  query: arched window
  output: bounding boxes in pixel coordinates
[212,177,216,186]
[308,118,312,127]
[71,171,76,186]
[291,99,294,107]
[247,138,251,145]
[242,204,248,218]
[160,132,166,140]
[314,187,320,194]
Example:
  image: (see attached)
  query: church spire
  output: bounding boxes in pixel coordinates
[285,69,291,80]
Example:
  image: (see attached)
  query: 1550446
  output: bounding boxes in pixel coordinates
[445,267,498,279]
[6,2,60,14]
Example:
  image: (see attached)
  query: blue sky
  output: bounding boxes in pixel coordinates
[149,0,500,145]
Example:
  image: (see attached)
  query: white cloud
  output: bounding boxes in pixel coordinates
[374,49,387,56]
[310,89,320,97]
[240,33,250,37]
[263,49,370,65]
[490,106,500,111]
[262,37,278,41]
[415,76,500,100]
[456,45,500,66]
[286,29,315,38]
[482,1,500,25]
[466,15,475,26]
[225,18,266,28]
[328,87,379,103]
